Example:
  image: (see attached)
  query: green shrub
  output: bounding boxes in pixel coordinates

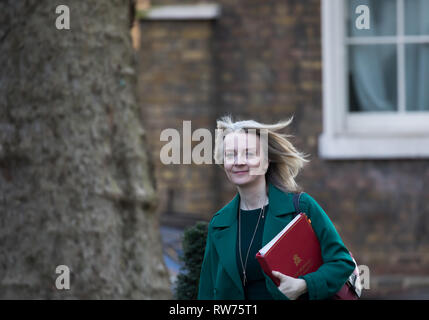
[174,221,208,300]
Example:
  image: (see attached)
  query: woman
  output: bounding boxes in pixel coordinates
[197,115,355,300]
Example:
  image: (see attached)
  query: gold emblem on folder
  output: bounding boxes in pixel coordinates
[293,254,302,267]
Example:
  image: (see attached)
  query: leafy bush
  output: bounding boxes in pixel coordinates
[174,221,208,300]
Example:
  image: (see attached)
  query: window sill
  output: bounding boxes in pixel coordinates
[318,133,429,159]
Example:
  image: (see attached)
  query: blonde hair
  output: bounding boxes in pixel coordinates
[214,115,310,193]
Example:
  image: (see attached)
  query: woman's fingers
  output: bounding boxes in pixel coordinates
[272,270,287,281]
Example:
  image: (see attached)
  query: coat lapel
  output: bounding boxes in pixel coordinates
[211,193,243,293]
[210,182,297,295]
[262,183,297,246]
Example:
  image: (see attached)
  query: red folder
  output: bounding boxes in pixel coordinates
[256,213,323,286]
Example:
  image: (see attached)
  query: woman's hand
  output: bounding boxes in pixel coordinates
[272,271,307,300]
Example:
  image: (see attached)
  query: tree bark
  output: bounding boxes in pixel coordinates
[0,0,171,299]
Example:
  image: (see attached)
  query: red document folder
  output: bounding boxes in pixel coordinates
[256,213,323,286]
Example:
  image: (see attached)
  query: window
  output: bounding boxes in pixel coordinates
[319,0,429,159]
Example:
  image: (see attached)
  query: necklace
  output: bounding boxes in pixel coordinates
[238,196,267,287]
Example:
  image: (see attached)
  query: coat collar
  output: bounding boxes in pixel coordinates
[210,182,297,294]
[211,182,296,228]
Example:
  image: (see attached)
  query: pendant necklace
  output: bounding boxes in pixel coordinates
[238,196,267,287]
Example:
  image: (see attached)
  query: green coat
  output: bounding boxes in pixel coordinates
[198,182,355,300]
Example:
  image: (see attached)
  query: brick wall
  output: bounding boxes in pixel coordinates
[138,17,219,226]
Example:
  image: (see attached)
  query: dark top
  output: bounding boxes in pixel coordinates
[236,204,272,300]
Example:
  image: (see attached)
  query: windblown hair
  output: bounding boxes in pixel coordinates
[214,115,310,193]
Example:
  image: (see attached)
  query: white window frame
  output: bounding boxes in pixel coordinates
[142,3,221,20]
[319,0,429,159]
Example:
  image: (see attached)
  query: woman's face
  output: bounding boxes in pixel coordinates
[223,131,269,187]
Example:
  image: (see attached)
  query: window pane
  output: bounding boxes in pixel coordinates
[405,0,429,35]
[348,45,397,112]
[347,0,397,37]
[406,44,429,111]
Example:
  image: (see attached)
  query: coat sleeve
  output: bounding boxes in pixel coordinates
[298,193,356,300]
[197,226,216,299]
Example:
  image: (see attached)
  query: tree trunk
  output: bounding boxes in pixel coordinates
[0,0,171,299]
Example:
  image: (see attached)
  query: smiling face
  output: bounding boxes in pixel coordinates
[223,131,269,187]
